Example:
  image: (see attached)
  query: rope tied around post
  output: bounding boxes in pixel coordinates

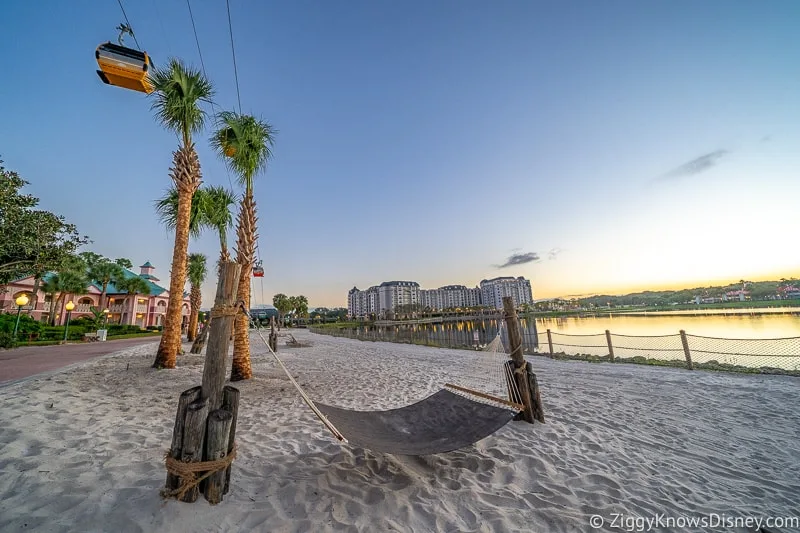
[161,443,237,501]
[209,301,246,319]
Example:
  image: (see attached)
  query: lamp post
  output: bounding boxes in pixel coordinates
[12,294,29,341]
[63,301,75,343]
[103,308,110,328]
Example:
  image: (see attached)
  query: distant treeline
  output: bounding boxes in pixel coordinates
[574,279,798,308]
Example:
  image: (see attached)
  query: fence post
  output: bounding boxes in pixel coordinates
[605,329,615,361]
[680,330,693,370]
[546,329,554,356]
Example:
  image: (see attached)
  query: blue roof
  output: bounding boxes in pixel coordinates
[93,268,166,296]
[140,261,154,268]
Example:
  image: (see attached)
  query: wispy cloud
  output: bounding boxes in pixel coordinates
[497,252,540,268]
[548,247,563,260]
[761,135,772,143]
[659,150,729,180]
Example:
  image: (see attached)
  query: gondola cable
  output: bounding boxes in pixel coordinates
[185,0,236,193]
[116,0,142,50]
[226,0,243,114]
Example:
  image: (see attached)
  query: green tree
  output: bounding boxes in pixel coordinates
[212,111,276,381]
[272,293,292,327]
[150,58,214,370]
[81,253,130,311]
[198,185,237,268]
[40,256,89,325]
[0,160,89,287]
[186,253,207,341]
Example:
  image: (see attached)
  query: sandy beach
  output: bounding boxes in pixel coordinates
[1,329,799,532]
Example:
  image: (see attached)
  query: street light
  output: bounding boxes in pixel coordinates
[63,301,75,343]
[12,294,29,341]
[103,308,110,327]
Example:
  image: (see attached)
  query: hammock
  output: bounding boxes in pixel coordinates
[247,314,522,455]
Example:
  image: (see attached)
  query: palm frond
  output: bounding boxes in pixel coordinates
[187,253,207,287]
[149,58,215,145]
[210,111,276,190]
[154,186,204,238]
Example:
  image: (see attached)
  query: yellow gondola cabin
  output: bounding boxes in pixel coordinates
[95,42,154,94]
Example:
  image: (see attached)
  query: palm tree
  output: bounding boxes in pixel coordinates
[81,253,129,311]
[273,293,291,329]
[199,185,237,268]
[40,259,89,325]
[154,186,206,241]
[116,275,152,326]
[211,111,276,381]
[150,58,214,370]
[186,253,207,341]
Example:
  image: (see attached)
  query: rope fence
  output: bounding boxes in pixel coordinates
[310,325,800,377]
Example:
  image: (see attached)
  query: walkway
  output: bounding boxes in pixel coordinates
[0,337,160,384]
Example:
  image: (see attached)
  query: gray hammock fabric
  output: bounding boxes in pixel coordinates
[315,389,518,455]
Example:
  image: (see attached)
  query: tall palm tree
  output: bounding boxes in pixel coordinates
[211,111,276,381]
[116,275,152,326]
[150,58,214,370]
[199,185,237,268]
[186,253,207,341]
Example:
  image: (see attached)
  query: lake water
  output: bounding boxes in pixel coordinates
[535,308,800,339]
[325,309,800,371]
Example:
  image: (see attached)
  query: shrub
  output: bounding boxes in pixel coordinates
[0,332,16,349]
[0,313,42,337]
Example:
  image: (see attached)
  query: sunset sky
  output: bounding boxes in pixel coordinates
[2,1,799,307]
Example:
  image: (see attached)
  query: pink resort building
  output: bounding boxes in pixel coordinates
[0,261,190,328]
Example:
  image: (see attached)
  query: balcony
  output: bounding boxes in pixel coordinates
[136,304,148,313]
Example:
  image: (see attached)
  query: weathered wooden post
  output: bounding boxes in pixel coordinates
[605,329,615,361]
[546,329,554,356]
[221,385,239,494]
[268,316,278,352]
[179,398,210,503]
[503,297,545,424]
[165,386,201,491]
[202,262,241,411]
[203,409,233,504]
[680,330,693,370]
[163,261,242,505]
[190,314,210,354]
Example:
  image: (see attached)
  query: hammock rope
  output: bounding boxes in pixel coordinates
[243,309,347,443]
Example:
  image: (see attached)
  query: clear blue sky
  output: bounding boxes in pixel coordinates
[3,1,799,307]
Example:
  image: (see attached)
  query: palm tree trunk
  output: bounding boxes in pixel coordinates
[231,191,257,381]
[187,285,201,341]
[153,144,201,369]
[31,274,42,320]
[99,283,109,312]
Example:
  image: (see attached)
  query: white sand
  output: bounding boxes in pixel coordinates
[1,330,799,533]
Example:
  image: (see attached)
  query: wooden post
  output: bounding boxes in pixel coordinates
[680,330,693,370]
[605,329,615,361]
[202,262,242,413]
[525,361,545,423]
[190,316,210,354]
[179,398,210,503]
[165,386,201,491]
[203,409,233,504]
[546,329,554,356]
[269,316,278,352]
[222,385,240,495]
[503,297,545,424]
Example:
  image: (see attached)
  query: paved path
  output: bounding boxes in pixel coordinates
[0,337,161,384]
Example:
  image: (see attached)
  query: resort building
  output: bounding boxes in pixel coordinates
[479,276,534,310]
[0,261,191,328]
[348,277,534,318]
